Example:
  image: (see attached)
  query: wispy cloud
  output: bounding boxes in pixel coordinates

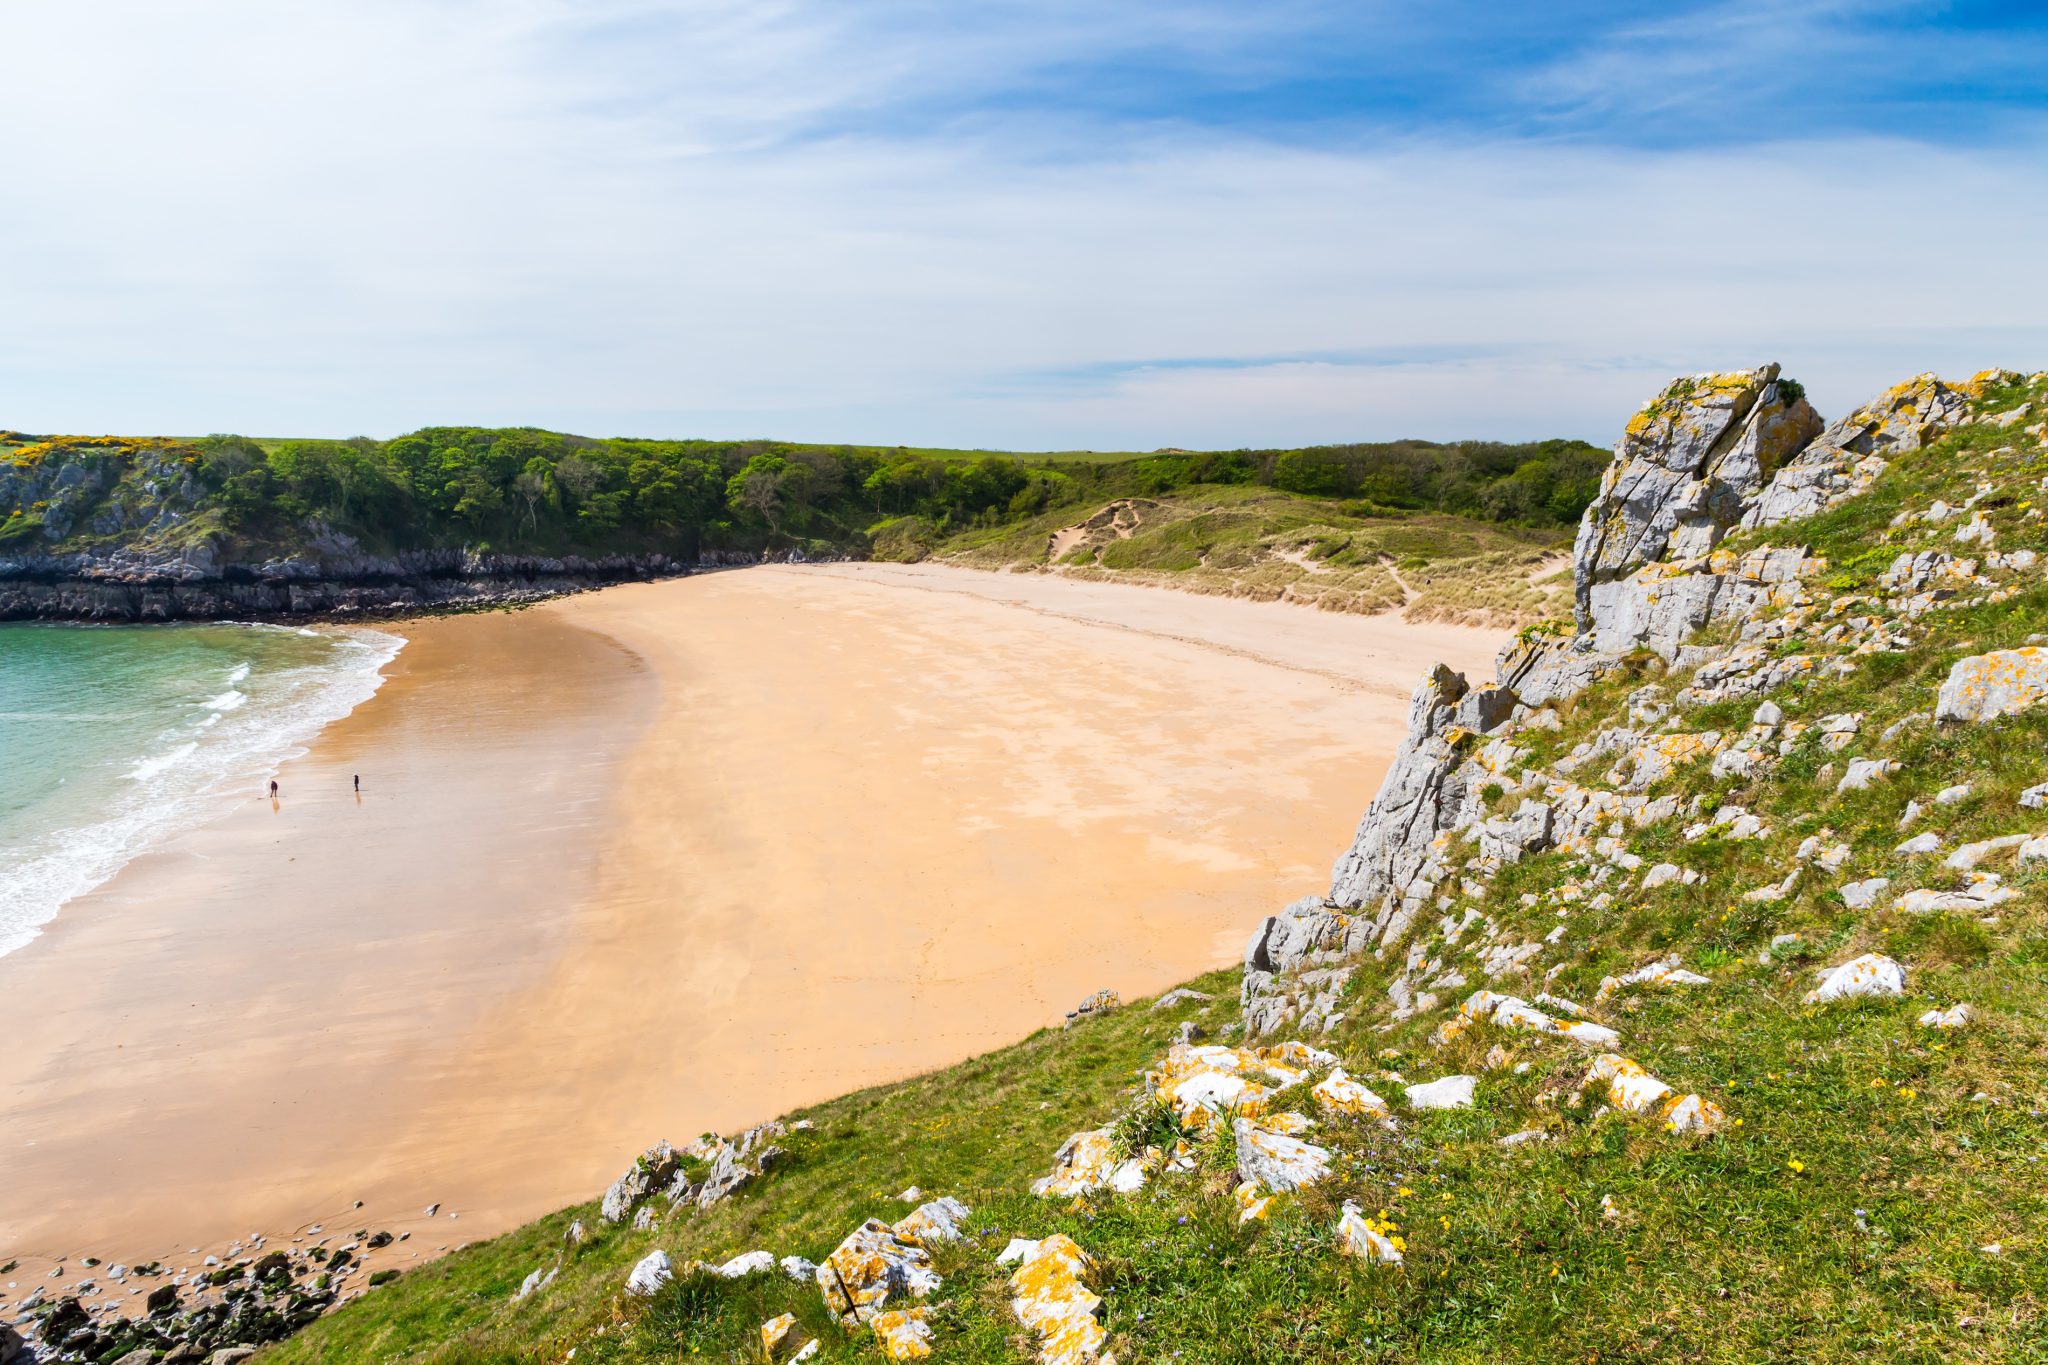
[0,1,2041,447]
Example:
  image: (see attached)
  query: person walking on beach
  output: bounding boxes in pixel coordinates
[353,774,360,793]
[268,779,279,799]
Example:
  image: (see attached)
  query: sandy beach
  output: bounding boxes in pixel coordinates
[0,564,1504,1275]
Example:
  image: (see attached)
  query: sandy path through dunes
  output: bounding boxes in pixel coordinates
[0,564,1504,1274]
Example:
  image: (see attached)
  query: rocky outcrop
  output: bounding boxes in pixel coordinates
[1574,365,1819,634]
[1240,362,1998,1042]
[0,544,748,622]
[1743,373,1967,529]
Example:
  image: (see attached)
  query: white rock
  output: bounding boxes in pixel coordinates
[1936,784,1973,806]
[1334,1202,1402,1264]
[1404,1075,1478,1111]
[1753,700,1784,726]
[1233,1117,1333,1192]
[1894,878,2019,913]
[1837,758,1899,793]
[1895,832,1942,855]
[1946,834,2031,869]
[1937,648,2048,723]
[1805,954,1906,1004]
[625,1250,674,1297]
[1898,800,1924,829]
[1919,1004,1973,1030]
[1839,878,1890,909]
[780,1255,819,1284]
[715,1251,777,1279]
[996,1238,1039,1267]
[2020,783,2048,810]
[1498,1129,1551,1147]
[894,1196,972,1245]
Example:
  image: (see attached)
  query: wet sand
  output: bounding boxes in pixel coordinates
[0,563,1504,1276]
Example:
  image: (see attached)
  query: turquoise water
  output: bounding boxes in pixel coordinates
[0,621,402,957]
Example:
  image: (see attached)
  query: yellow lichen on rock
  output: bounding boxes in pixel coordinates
[1009,1235,1115,1365]
[871,1307,935,1360]
[815,1219,940,1324]
[1311,1067,1390,1117]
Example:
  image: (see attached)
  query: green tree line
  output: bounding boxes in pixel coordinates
[7,426,1608,557]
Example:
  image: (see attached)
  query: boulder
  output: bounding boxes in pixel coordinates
[1151,987,1213,1010]
[1805,954,1906,1004]
[1310,1067,1389,1117]
[624,1250,674,1297]
[1232,1117,1332,1192]
[1404,1075,1477,1110]
[1063,989,1120,1027]
[1334,1201,1403,1264]
[894,1197,972,1246]
[1031,1128,1142,1198]
[601,1141,679,1224]
[1936,648,2048,723]
[1920,1004,1973,1030]
[869,1307,933,1361]
[814,1220,939,1325]
[0,1327,21,1365]
[1007,1235,1111,1364]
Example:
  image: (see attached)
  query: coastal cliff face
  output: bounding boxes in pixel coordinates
[1241,364,2038,1039]
[0,544,752,622]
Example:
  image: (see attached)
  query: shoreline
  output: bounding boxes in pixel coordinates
[0,563,1506,1302]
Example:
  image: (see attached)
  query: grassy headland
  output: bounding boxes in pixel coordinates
[0,428,1597,624]
[246,371,2048,1364]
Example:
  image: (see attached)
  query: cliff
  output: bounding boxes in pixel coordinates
[19,364,2048,1365]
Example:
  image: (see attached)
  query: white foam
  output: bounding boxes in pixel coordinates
[201,689,248,712]
[0,627,405,959]
[127,741,198,781]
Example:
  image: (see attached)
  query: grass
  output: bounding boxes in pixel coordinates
[927,484,1570,629]
[258,373,2048,1362]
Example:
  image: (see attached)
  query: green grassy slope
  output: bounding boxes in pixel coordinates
[251,371,2048,1364]
[924,483,1570,627]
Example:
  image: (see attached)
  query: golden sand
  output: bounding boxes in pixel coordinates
[0,564,1503,1271]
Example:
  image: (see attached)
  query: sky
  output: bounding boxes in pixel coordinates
[0,0,2044,449]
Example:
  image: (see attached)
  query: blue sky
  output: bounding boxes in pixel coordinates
[0,0,2043,448]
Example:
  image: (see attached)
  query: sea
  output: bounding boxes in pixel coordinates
[0,621,402,958]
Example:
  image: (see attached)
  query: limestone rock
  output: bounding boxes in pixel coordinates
[1576,365,1818,633]
[1032,1129,1145,1198]
[601,1141,678,1224]
[1150,987,1213,1010]
[1064,989,1120,1027]
[1839,878,1890,909]
[1311,1067,1390,1117]
[624,1250,673,1297]
[1920,1004,1973,1030]
[1805,954,1906,1004]
[894,1197,972,1246]
[1937,648,2048,723]
[1007,1235,1112,1365]
[1745,374,1966,529]
[1335,1201,1403,1264]
[870,1307,934,1361]
[815,1220,939,1325]
[1404,1075,1477,1110]
[1232,1116,1333,1191]
[780,1255,819,1283]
